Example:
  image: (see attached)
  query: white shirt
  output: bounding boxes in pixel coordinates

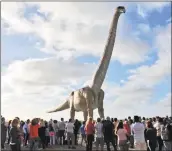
[154,122,162,136]
[95,122,103,138]
[66,122,74,133]
[53,123,59,133]
[23,123,29,133]
[131,122,145,143]
[58,121,66,130]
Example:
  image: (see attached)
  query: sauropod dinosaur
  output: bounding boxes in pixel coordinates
[47,6,126,121]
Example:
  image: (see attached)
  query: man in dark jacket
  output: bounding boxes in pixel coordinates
[103,117,117,151]
[74,119,81,145]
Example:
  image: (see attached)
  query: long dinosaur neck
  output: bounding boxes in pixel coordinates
[90,11,122,92]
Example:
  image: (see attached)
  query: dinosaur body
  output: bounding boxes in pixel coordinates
[47,7,126,120]
[48,86,104,121]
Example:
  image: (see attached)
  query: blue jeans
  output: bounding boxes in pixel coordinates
[29,138,39,151]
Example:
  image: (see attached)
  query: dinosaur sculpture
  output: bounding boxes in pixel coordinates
[47,6,126,121]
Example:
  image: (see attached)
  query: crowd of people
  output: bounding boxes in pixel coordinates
[1,115,172,151]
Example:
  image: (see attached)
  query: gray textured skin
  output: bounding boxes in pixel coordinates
[47,7,126,120]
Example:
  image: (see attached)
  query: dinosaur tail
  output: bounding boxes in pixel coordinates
[47,100,70,113]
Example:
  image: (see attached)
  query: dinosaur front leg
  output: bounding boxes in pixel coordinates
[98,89,105,119]
[87,107,93,119]
[85,90,94,119]
[70,108,75,121]
[86,102,93,119]
[83,111,88,121]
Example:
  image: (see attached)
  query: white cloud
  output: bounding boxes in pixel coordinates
[1,57,96,120]
[2,2,153,65]
[136,2,170,18]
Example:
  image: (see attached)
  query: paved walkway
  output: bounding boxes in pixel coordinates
[5,143,136,151]
[4,136,136,150]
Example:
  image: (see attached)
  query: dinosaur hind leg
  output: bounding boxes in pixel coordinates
[70,92,75,121]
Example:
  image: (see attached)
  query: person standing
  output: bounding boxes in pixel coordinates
[95,118,104,151]
[58,118,66,145]
[103,117,117,151]
[154,117,163,151]
[45,122,50,147]
[66,119,76,149]
[115,121,129,151]
[144,121,157,151]
[1,117,7,150]
[80,121,86,146]
[129,119,134,148]
[23,119,30,146]
[85,117,95,151]
[38,120,46,149]
[10,118,21,151]
[123,119,131,142]
[49,123,55,146]
[131,115,146,150]
[161,120,172,151]
[113,118,118,146]
[53,120,59,145]
[74,119,81,145]
[29,118,40,151]
[7,120,12,144]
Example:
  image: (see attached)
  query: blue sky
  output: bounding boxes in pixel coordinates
[1,2,171,120]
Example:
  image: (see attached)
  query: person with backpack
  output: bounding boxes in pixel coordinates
[161,119,172,151]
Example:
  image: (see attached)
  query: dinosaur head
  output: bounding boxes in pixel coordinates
[116,6,126,14]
